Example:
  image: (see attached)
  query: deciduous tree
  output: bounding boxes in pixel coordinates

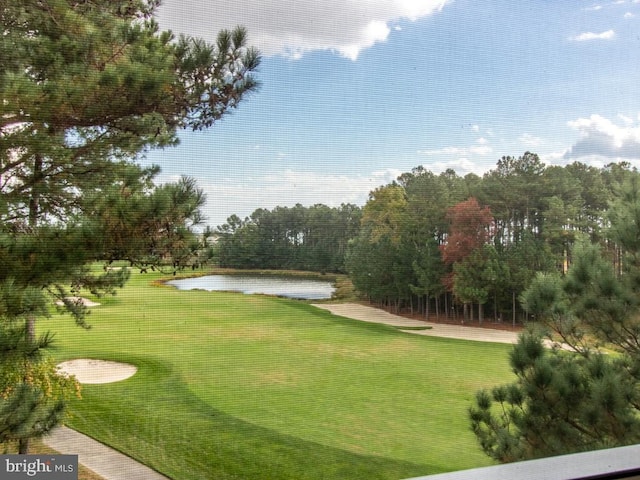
[440,197,494,317]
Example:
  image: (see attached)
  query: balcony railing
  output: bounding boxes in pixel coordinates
[404,444,640,480]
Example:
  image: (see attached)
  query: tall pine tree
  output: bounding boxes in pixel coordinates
[1,0,260,452]
[469,178,640,462]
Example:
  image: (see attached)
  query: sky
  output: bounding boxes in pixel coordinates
[147,0,640,228]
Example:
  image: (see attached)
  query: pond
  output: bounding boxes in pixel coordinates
[166,275,335,300]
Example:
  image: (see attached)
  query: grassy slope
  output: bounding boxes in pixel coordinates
[44,270,513,479]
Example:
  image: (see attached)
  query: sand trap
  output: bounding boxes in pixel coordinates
[57,359,137,384]
[312,303,521,344]
[55,296,100,307]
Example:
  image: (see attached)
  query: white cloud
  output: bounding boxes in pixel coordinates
[519,133,543,147]
[156,0,449,60]
[470,145,493,155]
[338,20,390,61]
[422,158,490,176]
[624,11,635,18]
[586,1,630,12]
[540,150,570,166]
[418,140,493,157]
[172,168,401,227]
[618,113,634,124]
[418,146,463,155]
[564,113,640,160]
[570,30,615,41]
[416,138,495,176]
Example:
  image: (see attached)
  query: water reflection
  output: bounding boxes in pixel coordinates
[167,275,335,300]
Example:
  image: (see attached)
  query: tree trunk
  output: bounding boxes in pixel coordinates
[444,293,448,318]
[18,438,30,455]
[28,154,44,227]
[425,294,430,320]
[20,154,43,455]
[17,314,37,455]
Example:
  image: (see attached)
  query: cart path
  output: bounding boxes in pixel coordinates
[44,426,170,480]
[312,303,521,344]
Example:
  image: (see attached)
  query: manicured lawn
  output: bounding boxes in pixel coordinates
[44,269,514,479]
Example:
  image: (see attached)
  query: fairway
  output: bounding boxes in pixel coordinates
[45,270,514,480]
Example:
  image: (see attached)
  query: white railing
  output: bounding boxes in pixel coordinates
[404,444,640,480]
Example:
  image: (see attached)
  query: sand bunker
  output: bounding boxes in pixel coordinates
[57,359,137,384]
[55,296,100,307]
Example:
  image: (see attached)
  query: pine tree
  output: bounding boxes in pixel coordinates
[1,0,260,451]
[469,178,640,462]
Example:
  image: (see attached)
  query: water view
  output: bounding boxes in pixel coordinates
[167,275,335,300]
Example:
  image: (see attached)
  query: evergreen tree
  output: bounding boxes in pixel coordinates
[469,178,640,462]
[440,197,494,318]
[411,237,446,319]
[0,0,260,451]
[0,320,79,448]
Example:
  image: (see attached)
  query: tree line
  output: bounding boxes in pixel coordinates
[215,152,637,323]
[469,175,640,462]
[215,203,362,273]
[347,153,637,324]
[215,153,637,325]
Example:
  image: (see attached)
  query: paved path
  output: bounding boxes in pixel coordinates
[312,303,521,344]
[44,427,170,480]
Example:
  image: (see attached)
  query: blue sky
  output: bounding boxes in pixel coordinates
[148,0,640,228]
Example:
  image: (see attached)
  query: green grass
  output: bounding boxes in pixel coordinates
[43,269,514,479]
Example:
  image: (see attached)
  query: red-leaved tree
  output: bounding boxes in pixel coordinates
[440,197,495,295]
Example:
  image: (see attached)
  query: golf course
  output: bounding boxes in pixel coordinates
[45,268,515,480]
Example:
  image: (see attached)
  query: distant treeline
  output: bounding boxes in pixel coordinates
[348,152,636,323]
[215,152,638,323]
[215,203,362,273]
